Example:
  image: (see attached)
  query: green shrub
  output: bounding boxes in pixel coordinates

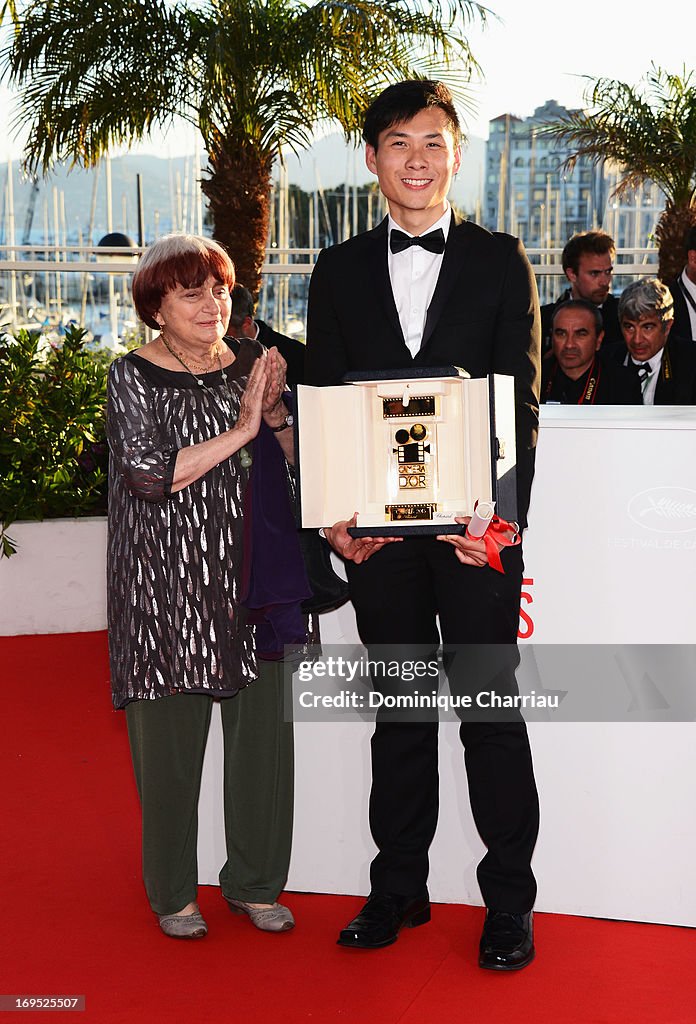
[0,326,109,557]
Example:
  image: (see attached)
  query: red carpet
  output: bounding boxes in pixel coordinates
[1,632,694,1023]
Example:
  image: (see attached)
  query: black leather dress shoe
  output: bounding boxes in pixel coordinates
[337,892,431,949]
[479,910,534,971]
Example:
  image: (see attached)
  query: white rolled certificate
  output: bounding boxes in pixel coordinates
[466,500,496,539]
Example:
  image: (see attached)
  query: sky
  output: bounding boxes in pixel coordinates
[0,0,691,162]
[462,0,690,139]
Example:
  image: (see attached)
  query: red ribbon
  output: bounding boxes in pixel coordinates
[466,515,520,574]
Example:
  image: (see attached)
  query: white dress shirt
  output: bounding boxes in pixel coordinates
[627,348,664,406]
[387,206,451,358]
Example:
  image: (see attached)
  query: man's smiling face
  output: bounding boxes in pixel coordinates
[365,107,461,233]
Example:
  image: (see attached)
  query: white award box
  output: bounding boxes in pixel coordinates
[295,367,517,537]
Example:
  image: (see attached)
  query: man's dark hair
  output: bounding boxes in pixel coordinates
[552,298,604,335]
[684,225,696,255]
[362,80,462,150]
[229,283,255,328]
[561,231,615,274]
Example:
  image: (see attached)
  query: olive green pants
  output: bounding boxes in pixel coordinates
[126,660,293,916]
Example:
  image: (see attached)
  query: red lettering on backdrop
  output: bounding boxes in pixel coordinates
[518,577,534,639]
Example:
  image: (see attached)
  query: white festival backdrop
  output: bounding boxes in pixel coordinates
[198,407,696,926]
[2,408,695,924]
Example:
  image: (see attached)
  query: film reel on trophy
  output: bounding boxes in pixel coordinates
[393,422,431,490]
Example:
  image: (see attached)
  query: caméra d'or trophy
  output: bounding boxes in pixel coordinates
[295,366,517,537]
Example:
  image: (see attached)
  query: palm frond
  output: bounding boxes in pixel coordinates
[0,0,18,29]
[196,0,486,153]
[2,0,491,291]
[540,65,696,209]
[2,0,194,172]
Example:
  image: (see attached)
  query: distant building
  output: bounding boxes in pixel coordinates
[483,100,608,247]
[482,100,665,303]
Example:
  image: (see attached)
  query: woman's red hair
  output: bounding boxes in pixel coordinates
[132,234,235,329]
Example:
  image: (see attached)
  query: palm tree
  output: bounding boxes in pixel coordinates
[0,1,17,23]
[541,66,696,282]
[1,0,490,296]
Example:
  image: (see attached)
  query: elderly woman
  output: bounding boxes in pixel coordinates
[107,234,306,939]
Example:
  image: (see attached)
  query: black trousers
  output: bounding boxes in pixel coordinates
[346,537,539,913]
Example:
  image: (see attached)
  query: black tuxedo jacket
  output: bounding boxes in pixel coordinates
[667,277,696,343]
[603,336,696,404]
[305,214,541,526]
[541,355,641,405]
[254,319,306,388]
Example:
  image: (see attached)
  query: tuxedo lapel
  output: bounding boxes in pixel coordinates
[367,219,408,351]
[420,213,473,353]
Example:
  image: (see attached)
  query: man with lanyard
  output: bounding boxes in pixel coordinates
[610,279,696,405]
[306,80,540,972]
[542,299,641,405]
[668,226,696,342]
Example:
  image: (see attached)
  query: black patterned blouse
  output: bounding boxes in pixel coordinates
[106,340,260,709]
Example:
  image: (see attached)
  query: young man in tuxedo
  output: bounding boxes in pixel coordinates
[305,80,541,971]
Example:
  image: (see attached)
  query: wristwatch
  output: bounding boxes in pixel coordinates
[269,413,294,433]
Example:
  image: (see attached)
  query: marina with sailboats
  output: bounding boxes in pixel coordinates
[0,111,661,347]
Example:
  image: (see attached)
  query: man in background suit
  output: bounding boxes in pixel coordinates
[542,299,641,404]
[229,283,305,387]
[667,226,696,342]
[607,278,696,404]
[540,231,621,353]
[306,80,540,971]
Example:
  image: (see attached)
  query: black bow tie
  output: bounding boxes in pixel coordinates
[632,361,652,380]
[390,227,446,255]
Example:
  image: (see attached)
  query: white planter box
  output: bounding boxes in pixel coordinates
[0,517,107,636]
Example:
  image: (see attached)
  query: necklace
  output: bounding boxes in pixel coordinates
[159,333,252,468]
[160,332,221,376]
